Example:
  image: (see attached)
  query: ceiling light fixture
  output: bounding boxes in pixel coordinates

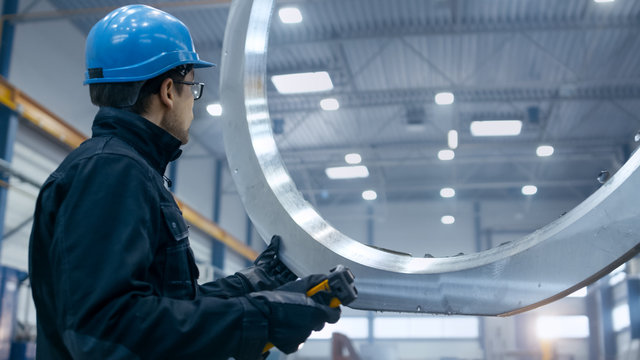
[435,92,454,105]
[325,165,369,179]
[278,7,302,23]
[594,0,614,3]
[362,190,377,201]
[441,215,455,225]
[536,145,554,157]
[437,149,455,161]
[440,187,455,198]
[345,153,362,164]
[271,72,333,94]
[206,103,222,116]
[470,120,522,137]
[320,98,339,111]
[522,185,538,196]
[448,130,458,149]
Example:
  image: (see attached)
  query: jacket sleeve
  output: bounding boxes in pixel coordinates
[48,154,267,360]
[199,274,254,298]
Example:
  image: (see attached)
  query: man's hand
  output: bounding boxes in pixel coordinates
[246,275,341,354]
[235,235,297,293]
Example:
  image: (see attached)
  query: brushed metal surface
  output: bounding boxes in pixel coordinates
[220,0,640,315]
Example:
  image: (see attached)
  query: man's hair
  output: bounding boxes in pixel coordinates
[89,64,193,114]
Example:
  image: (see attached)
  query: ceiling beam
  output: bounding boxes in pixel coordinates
[271,17,640,48]
[268,82,640,115]
[7,0,231,22]
[283,152,618,170]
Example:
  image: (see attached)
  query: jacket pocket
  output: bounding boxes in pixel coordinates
[161,206,198,299]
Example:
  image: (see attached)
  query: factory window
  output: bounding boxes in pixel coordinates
[612,304,630,332]
[309,317,369,340]
[536,316,589,339]
[373,317,479,339]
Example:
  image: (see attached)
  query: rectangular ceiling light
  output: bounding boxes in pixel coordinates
[325,165,369,179]
[271,72,333,94]
[470,120,522,137]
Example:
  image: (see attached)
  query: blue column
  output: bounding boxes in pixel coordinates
[0,0,19,246]
[245,215,253,267]
[211,159,225,277]
[473,202,486,358]
[167,159,179,190]
[600,284,616,359]
[473,202,482,252]
[366,205,374,344]
[628,279,640,339]
[586,285,602,360]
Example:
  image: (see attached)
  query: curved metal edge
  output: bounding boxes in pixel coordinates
[220,0,640,315]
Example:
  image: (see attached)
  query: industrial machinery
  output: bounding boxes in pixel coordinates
[220,0,640,316]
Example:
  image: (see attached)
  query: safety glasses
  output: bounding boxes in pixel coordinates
[175,80,205,100]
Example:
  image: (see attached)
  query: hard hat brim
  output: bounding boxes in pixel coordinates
[84,52,215,85]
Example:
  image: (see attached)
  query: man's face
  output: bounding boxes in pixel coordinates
[161,69,195,144]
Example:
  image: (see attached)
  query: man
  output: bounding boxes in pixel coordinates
[29,5,341,359]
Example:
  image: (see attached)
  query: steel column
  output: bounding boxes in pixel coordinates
[366,206,374,344]
[586,286,602,360]
[245,215,253,267]
[600,284,616,359]
[0,0,19,247]
[473,202,486,359]
[627,279,640,339]
[211,159,225,276]
[168,159,178,190]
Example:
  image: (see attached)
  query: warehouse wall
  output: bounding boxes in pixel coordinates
[9,0,94,136]
[0,3,625,360]
[317,198,580,256]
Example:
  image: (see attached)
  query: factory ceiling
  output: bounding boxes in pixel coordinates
[38,0,640,206]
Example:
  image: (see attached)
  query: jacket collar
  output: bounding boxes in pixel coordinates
[91,107,182,175]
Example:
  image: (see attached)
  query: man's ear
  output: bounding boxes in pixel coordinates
[158,77,175,109]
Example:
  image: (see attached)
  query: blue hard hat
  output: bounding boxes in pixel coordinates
[84,4,215,84]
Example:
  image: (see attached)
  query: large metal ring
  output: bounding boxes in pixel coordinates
[220,0,640,315]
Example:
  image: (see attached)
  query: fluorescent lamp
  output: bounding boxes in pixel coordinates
[320,98,339,111]
[594,0,614,3]
[373,317,479,339]
[608,264,627,286]
[362,190,377,201]
[522,185,537,195]
[440,187,455,198]
[536,145,554,157]
[536,316,589,339]
[441,215,455,225]
[278,7,302,23]
[325,165,369,179]
[437,149,455,161]
[344,153,362,164]
[206,103,222,116]
[435,92,454,105]
[568,287,587,298]
[271,72,333,94]
[470,120,522,137]
[613,304,630,332]
[309,317,369,339]
[447,130,458,149]
[609,272,626,286]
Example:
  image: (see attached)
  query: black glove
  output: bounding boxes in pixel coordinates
[246,287,341,354]
[235,235,297,293]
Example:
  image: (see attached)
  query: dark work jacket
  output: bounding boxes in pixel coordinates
[29,107,267,360]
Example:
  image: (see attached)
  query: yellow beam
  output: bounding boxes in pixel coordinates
[175,198,258,260]
[0,76,257,261]
[0,77,85,148]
